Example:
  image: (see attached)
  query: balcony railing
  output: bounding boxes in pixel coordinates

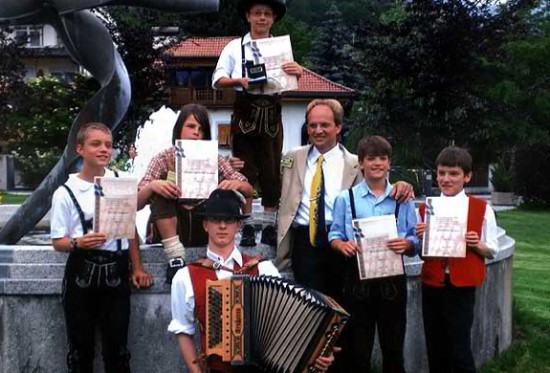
[169,87,236,107]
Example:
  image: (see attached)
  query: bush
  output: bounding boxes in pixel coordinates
[514,143,550,207]
[491,160,514,192]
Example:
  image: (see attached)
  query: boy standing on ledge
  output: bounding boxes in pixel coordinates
[417,146,499,373]
[51,122,152,373]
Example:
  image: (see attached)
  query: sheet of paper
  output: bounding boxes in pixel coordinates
[175,139,219,200]
[353,214,404,280]
[422,197,469,258]
[250,35,298,95]
[93,176,137,240]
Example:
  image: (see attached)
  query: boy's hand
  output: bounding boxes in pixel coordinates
[282,61,303,78]
[416,223,426,239]
[465,231,481,250]
[331,239,358,257]
[150,179,180,200]
[228,157,245,171]
[131,268,154,289]
[390,181,415,202]
[78,232,107,249]
[386,238,412,255]
[313,346,341,372]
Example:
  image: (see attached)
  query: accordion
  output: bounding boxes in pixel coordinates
[206,275,349,373]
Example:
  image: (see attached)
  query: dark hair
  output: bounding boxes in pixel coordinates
[357,135,392,162]
[172,104,212,144]
[435,146,472,174]
[76,122,111,145]
[305,99,344,126]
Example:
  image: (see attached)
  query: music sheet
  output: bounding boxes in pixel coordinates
[175,139,218,200]
[422,197,469,257]
[93,176,137,240]
[353,215,404,280]
[251,35,299,95]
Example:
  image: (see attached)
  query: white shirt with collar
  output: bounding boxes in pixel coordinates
[295,144,345,226]
[50,170,129,252]
[438,190,499,258]
[168,247,280,335]
[212,32,269,95]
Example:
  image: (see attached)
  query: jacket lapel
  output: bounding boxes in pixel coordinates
[296,145,310,189]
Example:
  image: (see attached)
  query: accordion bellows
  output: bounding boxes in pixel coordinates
[206,275,349,373]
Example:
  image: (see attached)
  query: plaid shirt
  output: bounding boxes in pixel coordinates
[138,146,247,190]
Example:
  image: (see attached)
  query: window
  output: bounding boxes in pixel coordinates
[217,123,231,148]
[14,26,43,47]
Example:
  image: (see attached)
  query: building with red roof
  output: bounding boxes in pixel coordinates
[163,36,355,152]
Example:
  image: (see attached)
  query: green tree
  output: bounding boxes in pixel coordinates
[4,76,96,186]
[348,0,532,165]
[306,3,365,90]
[0,26,27,137]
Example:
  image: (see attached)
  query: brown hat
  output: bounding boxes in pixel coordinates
[238,0,287,22]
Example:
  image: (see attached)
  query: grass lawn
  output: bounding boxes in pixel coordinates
[0,192,28,204]
[481,209,550,372]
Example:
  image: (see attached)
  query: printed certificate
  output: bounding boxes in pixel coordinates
[93,176,137,239]
[422,197,469,257]
[251,35,299,94]
[175,139,218,200]
[353,215,404,280]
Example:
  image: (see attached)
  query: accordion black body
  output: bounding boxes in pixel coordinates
[206,275,349,373]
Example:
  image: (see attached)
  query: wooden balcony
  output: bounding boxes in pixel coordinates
[169,87,236,108]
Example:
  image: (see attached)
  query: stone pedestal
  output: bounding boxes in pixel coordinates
[0,229,514,372]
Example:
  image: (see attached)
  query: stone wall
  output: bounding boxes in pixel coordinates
[0,229,514,373]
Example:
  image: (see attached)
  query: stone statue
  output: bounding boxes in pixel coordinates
[0,0,219,244]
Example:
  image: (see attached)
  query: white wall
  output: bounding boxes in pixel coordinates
[208,101,307,156]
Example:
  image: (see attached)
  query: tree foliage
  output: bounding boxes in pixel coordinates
[4,76,96,186]
[305,3,365,90]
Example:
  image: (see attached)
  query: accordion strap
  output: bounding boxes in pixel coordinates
[190,256,262,274]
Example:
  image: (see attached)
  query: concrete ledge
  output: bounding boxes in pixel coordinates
[0,229,514,372]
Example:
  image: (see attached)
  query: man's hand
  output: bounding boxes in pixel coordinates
[416,223,426,239]
[228,157,245,171]
[131,268,154,289]
[390,181,415,202]
[77,232,106,250]
[386,238,412,255]
[331,239,358,257]
[282,61,303,78]
[150,179,180,200]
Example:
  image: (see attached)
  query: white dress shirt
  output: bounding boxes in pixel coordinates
[295,144,345,226]
[212,33,271,95]
[168,247,280,335]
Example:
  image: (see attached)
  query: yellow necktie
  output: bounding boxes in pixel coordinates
[309,155,325,246]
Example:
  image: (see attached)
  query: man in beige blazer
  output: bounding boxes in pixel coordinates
[276,99,412,300]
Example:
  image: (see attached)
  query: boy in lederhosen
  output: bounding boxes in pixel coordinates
[51,122,153,373]
[212,0,303,247]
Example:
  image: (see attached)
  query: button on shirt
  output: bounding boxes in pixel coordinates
[212,33,268,95]
[168,247,280,335]
[328,180,419,256]
[295,145,344,226]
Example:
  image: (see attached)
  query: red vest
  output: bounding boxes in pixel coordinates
[188,255,259,373]
[420,196,487,287]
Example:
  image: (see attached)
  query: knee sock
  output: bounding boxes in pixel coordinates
[242,216,254,228]
[262,210,277,229]
[161,235,185,260]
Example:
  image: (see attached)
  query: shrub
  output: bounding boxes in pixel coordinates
[514,143,550,207]
[491,160,514,193]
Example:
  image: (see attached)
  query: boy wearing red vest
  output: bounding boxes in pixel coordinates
[168,189,335,372]
[417,146,498,373]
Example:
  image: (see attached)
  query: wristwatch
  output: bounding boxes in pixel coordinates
[70,237,78,251]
